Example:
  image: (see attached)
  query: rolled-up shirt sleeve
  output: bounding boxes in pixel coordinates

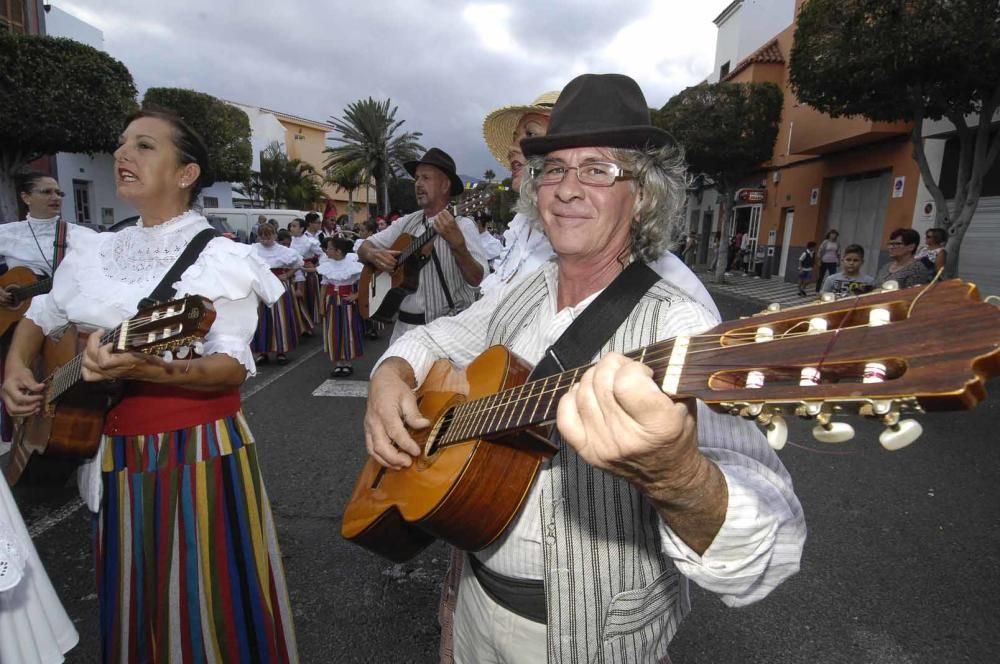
[24,293,69,335]
[658,403,806,606]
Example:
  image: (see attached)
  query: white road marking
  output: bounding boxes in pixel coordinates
[312,379,370,398]
[241,345,324,401]
[28,497,85,537]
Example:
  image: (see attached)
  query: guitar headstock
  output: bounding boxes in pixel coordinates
[670,280,1000,450]
[116,296,216,358]
[453,184,498,219]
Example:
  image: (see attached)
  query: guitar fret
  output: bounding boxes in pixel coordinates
[514,380,533,430]
[499,387,517,435]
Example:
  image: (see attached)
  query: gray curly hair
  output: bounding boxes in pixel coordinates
[515,143,689,263]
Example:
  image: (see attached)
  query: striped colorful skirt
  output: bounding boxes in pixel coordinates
[303,271,323,324]
[323,285,363,363]
[291,286,314,337]
[96,412,298,663]
[252,282,299,354]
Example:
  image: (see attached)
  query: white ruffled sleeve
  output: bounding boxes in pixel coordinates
[173,238,284,375]
[0,494,27,592]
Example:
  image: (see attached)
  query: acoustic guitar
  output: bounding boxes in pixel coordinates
[0,267,54,337]
[358,192,497,322]
[342,279,1000,562]
[4,295,216,485]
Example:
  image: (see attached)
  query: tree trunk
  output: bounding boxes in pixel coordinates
[713,186,733,284]
[0,168,19,223]
[347,190,354,225]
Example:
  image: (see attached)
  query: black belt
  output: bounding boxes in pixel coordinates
[467,554,546,624]
[397,310,426,325]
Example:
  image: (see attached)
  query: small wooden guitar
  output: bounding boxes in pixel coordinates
[0,267,54,337]
[342,279,1000,562]
[4,296,216,485]
[358,192,496,322]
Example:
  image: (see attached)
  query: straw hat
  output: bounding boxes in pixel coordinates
[482,91,560,169]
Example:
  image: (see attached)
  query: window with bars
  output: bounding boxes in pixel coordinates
[0,0,26,34]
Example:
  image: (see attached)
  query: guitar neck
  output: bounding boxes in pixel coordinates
[437,339,679,446]
[45,326,121,404]
[13,277,53,303]
[397,227,438,264]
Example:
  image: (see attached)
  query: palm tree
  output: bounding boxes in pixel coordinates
[324,98,424,215]
[257,142,324,210]
[326,161,366,226]
[483,169,496,183]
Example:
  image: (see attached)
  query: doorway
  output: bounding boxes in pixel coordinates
[779,208,794,278]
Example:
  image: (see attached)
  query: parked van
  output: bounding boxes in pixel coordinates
[203,208,313,243]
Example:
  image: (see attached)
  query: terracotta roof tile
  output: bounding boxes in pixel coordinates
[725,39,784,81]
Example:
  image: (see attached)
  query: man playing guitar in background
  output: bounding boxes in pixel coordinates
[357,147,488,344]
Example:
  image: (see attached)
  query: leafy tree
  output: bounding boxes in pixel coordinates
[386,174,417,214]
[256,142,323,210]
[234,171,265,207]
[324,97,424,215]
[656,81,783,282]
[325,161,366,224]
[0,33,136,221]
[483,169,496,183]
[789,0,1000,276]
[143,87,252,185]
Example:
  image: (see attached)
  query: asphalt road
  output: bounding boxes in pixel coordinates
[11,291,1000,663]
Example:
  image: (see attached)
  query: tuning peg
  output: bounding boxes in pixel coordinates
[175,345,191,359]
[160,351,174,363]
[192,341,205,356]
[763,415,788,450]
[880,418,923,451]
[812,418,855,444]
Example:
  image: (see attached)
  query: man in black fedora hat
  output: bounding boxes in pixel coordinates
[357,147,488,343]
[364,74,804,663]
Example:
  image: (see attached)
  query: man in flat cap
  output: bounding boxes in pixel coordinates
[363,75,804,663]
[357,147,488,343]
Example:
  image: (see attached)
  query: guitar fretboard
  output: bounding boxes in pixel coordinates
[395,226,437,266]
[12,277,53,303]
[437,338,680,446]
[46,327,120,404]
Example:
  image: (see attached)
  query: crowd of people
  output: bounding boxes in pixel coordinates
[0,70,958,663]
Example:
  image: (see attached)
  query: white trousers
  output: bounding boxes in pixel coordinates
[453,559,547,664]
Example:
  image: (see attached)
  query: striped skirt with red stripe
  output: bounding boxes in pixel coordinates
[303,272,323,323]
[95,412,298,663]
[252,282,299,354]
[323,286,363,363]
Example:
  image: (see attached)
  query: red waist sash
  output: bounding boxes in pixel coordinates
[271,268,290,277]
[325,284,354,297]
[104,383,241,436]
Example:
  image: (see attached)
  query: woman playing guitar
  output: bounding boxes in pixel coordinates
[2,108,299,663]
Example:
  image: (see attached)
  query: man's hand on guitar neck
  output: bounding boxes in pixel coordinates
[429,209,465,249]
[365,358,431,470]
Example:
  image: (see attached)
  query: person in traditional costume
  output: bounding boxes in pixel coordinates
[252,223,304,366]
[317,237,363,378]
[288,218,322,337]
[2,107,299,663]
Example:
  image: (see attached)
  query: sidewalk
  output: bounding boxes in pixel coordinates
[692,266,808,308]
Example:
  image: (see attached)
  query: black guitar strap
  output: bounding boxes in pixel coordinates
[528,261,661,381]
[137,228,219,309]
[429,247,456,314]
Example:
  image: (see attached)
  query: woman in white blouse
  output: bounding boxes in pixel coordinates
[252,223,304,365]
[2,108,299,662]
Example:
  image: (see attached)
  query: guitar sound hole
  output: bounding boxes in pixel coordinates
[424,407,457,457]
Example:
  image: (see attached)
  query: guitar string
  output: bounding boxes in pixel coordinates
[441,318,882,443]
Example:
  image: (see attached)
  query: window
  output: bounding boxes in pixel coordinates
[203,196,220,208]
[101,207,115,226]
[719,61,730,79]
[73,180,92,224]
[0,0,26,33]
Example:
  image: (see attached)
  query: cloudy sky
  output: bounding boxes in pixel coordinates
[54,0,731,179]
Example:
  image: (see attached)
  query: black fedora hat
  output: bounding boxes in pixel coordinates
[521,74,671,157]
[404,147,464,196]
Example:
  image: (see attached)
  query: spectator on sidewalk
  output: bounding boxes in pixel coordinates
[819,244,874,297]
[797,241,817,296]
[916,227,947,277]
[875,228,931,289]
[815,229,841,293]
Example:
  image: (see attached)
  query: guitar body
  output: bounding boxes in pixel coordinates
[0,266,44,337]
[358,232,431,322]
[342,346,552,562]
[5,328,108,484]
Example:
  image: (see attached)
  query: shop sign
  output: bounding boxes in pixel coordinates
[735,188,767,204]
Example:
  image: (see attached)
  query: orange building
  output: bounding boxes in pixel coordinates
[692,0,920,282]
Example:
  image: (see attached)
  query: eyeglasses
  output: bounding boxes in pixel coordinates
[32,188,65,198]
[887,241,905,246]
[531,160,633,187]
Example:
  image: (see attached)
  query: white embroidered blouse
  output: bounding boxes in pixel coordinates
[252,242,305,271]
[0,215,95,276]
[25,210,284,375]
[316,253,363,287]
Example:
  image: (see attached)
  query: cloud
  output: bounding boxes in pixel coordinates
[53,0,729,180]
